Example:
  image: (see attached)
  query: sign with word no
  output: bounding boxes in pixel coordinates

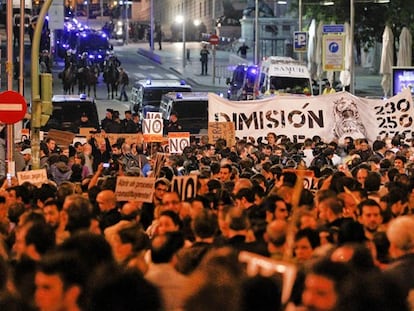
[168,132,190,154]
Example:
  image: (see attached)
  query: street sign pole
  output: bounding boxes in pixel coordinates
[212,45,216,85]
[6,0,13,175]
[31,0,53,170]
[209,34,219,85]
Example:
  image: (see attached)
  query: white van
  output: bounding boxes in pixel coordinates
[257,56,313,96]
[130,79,192,117]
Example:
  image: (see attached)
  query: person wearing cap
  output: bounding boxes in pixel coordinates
[77,112,94,132]
[165,111,183,134]
[131,113,142,133]
[101,109,114,132]
[21,148,32,171]
[106,110,123,133]
[123,110,136,133]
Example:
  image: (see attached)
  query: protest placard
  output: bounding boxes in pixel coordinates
[17,169,48,187]
[115,176,156,202]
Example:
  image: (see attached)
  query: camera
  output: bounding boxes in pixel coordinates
[103,163,110,168]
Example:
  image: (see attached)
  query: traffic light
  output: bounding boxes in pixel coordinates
[40,73,53,126]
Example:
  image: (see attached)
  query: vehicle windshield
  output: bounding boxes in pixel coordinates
[142,87,191,104]
[232,67,246,85]
[78,34,109,51]
[269,76,312,95]
[173,100,208,119]
[42,101,99,133]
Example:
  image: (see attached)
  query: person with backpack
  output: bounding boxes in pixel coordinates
[119,143,141,176]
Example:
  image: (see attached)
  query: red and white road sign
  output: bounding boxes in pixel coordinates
[0,91,27,124]
[209,34,220,45]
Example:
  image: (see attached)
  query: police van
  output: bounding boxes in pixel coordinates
[159,92,208,134]
[226,64,259,100]
[41,94,100,134]
[130,79,192,117]
[257,56,313,96]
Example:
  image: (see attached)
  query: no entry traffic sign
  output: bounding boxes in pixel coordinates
[209,34,219,45]
[0,91,27,124]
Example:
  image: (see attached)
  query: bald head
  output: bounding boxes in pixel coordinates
[233,178,253,195]
[387,215,414,258]
[266,220,288,247]
[96,190,117,212]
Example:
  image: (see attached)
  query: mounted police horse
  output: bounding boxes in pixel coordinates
[84,63,100,98]
[77,65,88,95]
[103,61,119,99]
[59,63,77,95]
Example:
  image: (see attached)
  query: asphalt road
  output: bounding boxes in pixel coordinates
[6,40,225,122]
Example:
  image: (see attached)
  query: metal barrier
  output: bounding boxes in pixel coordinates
[214,64,233,85]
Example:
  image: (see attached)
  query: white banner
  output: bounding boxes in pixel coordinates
[208,89,414,144]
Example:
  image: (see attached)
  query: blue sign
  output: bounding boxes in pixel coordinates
[323,24,344,33]
[294,31,307,52]
[328,42,340,53]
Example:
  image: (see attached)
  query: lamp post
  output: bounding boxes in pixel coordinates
[124,0,128,45]
[298,0,302,62]
[194,19,200,41]
[150,0,154,50]
[254,0,259,64]
[176,15,186,68]
[31,0,53,169]
[350,0,355,94]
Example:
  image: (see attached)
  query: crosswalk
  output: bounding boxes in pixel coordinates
[133,72,179,80]
[52,62,179,80]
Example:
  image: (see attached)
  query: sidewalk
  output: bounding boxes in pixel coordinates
[129,41,383,97]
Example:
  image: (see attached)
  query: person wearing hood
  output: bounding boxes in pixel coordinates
[49,155,72,186]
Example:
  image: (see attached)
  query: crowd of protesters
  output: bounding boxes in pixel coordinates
[0,126,414,310]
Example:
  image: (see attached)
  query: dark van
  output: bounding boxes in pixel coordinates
[41,94,100,134]
[159,92,208,134]
[75,29,112,69]
[130,79,192,117]
[226,64,259,100]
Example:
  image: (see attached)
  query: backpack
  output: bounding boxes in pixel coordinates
[123,153,141,175]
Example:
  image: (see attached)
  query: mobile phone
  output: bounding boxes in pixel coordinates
[6,173,11,187]
[103,163,110,168]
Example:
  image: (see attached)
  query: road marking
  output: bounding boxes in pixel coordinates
[166,74,179,79]
[139,65,155,70]
[151,73,162,79]
[134,73,146,79]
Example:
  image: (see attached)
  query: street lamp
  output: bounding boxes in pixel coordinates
[175,15,186,68]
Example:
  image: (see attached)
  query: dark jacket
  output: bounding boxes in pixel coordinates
[384,253,414,299]
[89,137,111,172]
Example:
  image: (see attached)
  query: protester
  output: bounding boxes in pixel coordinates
[2,129,414,311]
[322,81,336,94]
